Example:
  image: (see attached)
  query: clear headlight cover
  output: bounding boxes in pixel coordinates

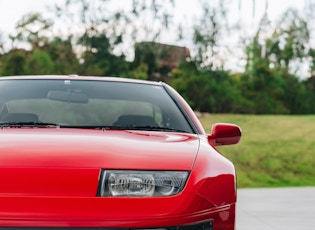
[100,170,189,197]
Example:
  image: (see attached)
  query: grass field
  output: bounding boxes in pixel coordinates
[198,114,315,188]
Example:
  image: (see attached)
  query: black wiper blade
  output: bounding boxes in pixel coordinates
[59,125,128,130]
[0,122,60,128]
[140,126,189,133]
[105,125,189,133]
[40,125,188,133]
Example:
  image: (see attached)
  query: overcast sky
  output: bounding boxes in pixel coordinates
[0,0,306,35]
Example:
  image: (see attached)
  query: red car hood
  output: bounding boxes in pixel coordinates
[0,128,200,170]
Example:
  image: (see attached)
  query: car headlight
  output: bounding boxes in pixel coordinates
[99,170,189,197]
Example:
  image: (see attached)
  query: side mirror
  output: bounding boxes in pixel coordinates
[208,123,241,146]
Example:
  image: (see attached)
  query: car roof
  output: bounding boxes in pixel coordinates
[0,75,163,86]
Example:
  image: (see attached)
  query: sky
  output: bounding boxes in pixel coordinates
[0,0,307,36]
[0,0,311,76]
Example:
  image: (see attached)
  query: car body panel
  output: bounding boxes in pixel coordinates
[0,129,235,228]
[0,129,198,170]
[0,76,240,229]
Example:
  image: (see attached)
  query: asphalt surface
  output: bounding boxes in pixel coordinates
[236,187,315,230]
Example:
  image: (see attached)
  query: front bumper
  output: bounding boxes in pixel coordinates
[0,187,235,230]
[0,195,234,229]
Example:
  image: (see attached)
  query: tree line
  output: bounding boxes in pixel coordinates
[1,0,315,114]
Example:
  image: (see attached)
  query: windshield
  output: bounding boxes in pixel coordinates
[0,79,193,133]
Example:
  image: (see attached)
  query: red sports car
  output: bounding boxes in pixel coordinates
[0,76,241,230]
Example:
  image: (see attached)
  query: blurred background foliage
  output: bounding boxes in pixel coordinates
[1,0,315,114]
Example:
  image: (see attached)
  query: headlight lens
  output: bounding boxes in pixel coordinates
[99,170,189,197]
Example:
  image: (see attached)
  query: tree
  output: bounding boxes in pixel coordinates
[270,9,309,70]
[45,37,80,75]
[132,42,159,79]
[54,0,175,60]
[11,13,54,49]
[168,62,245,113]
[0,49,27,76]
[192,0,229,70]
[78,32,129,76]
[25,48,55,75]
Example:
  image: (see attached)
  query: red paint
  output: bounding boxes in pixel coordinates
[0,128,237,229]
[208,123,242,146]
[0,76,241,229]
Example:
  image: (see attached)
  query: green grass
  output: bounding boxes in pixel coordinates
[198,114,315,188]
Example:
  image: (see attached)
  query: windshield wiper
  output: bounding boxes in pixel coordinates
[0,122,60,128]
[104,125,189,133]
[17,124,189,133]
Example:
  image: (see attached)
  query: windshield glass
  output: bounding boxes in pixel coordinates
[0,79,193,133]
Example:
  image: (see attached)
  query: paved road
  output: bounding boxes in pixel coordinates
[236,187,315,230]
